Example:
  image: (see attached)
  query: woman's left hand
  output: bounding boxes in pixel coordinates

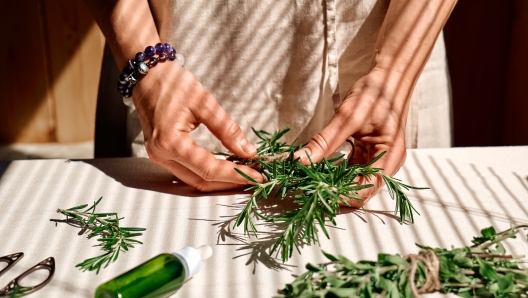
[295,67,414,205]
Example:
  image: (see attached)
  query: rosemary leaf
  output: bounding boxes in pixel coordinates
[230,127,426,262]
[51,197,146,274]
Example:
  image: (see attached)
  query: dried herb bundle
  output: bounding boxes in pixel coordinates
[51,197,146,274]
[277,225,528,298]
[231,127,426,262]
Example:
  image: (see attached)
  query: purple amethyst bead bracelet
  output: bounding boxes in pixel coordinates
[117,43,183,98]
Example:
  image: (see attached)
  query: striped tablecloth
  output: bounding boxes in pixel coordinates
[1,146,527,297]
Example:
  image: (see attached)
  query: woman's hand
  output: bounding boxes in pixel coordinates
[296,67,413,204]
[133,62,264,192]
[296,0,457,204]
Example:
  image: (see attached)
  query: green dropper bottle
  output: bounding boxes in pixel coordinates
[95,245,213,298]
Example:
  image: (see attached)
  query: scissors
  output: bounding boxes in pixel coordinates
[0,252,55,297]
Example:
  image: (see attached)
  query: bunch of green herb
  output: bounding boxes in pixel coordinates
[277,225,528,298]
[51,197,146,274]
[230,127,425,262]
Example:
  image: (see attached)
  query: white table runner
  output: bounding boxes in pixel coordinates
[1,146,527,297]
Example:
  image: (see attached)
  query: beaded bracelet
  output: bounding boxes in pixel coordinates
[117,43,185,98]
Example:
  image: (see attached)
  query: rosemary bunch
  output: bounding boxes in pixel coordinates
[52,197,146,274]
[231,127,426,262]
[277,225,528,298]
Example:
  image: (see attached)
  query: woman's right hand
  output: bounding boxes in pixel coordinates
[132,62,264,192]
[81,2,262,191]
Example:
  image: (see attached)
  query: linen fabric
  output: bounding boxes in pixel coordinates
[127,0,452,157]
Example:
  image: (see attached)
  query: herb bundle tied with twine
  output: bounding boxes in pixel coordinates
[277,225,528,298]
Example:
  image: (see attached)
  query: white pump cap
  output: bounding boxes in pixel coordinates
[173,245,213,279]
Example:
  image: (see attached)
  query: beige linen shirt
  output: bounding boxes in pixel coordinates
[127,0,452,157]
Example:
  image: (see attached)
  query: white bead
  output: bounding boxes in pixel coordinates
[122,96,134,107]
[175,53,185,66]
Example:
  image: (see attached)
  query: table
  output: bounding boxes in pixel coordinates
[1,146,527,297]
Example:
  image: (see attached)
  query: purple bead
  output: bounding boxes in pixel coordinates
[164,43,171,53]
[123,89,132,98]
[145,46,156,57]
[155,43,164,54]
[168,52,176,61]
[135,52,146,62]
[159,53,168,62]
[128,59,137,70]
[122,67,132,77]
[171,47,176,54]
[148,57,159,67]
[118,74,127,84]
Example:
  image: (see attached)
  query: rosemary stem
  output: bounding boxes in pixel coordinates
[442,283,484,288]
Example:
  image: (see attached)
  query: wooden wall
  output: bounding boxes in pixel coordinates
[503,0,528,145]
[444,0,528,146]
[0,0,104,144]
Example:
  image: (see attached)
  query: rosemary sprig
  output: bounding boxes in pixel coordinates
[8,285,24,298]
[231,127,426,262]
[277,225,528,297]
[51,197,146,274]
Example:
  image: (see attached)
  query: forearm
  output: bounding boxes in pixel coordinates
[371,0,457,91]
[83,0,161,69]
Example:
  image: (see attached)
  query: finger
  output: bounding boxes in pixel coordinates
[162,159,249,192]
[194,95,256,158]
[347,175,385,207]
[167,133,264,184]
[294,111,355,163]
[349,140,406,205]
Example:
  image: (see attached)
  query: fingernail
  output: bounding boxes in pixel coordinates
[239,138,256,155]
[251,173,265,184]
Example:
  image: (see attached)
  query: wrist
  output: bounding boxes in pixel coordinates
[118,43,184,99]
[363,66,415,103]
[343,67,415,124]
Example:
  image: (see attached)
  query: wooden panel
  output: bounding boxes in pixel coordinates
[502,0,528,145]
[0,0,54,143]
[43,0,104,143]
[445,0,528,146]
[444,1,514,147]
[0,0,103,144]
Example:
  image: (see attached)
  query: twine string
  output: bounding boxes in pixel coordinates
[227,152,290,171]
[403,250,441,297]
